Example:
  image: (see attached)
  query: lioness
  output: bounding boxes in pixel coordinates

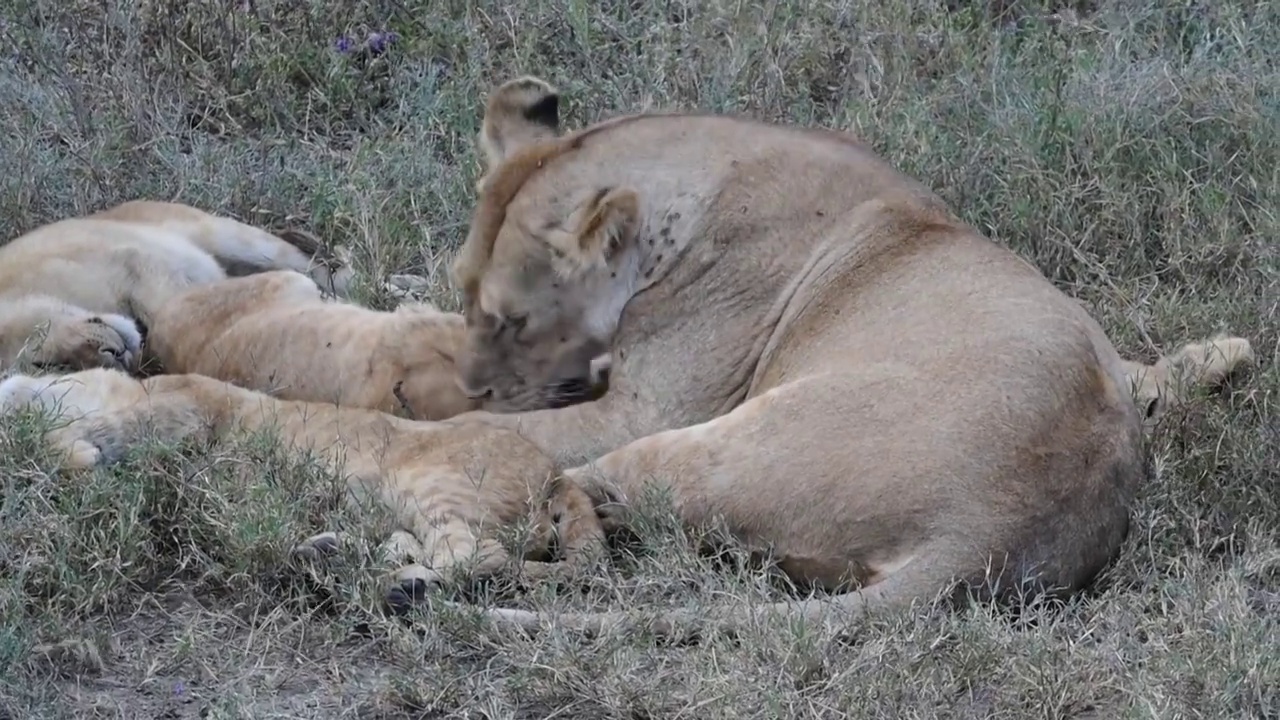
[0,200,352,373]
[437,76,1254,638]
[0,367,607,596]
[145,270,611,420]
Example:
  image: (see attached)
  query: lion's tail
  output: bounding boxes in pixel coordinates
[456,556,958,642]
[1122,334,1254,421]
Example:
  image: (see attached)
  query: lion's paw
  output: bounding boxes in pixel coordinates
[1200,335,1255,379]
[564,473,631,534]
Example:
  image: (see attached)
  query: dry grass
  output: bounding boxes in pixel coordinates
[1,0,1277,717]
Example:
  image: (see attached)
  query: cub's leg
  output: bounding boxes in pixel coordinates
[383,527,584,614]
[97,200,354,297]
[378,476,607,614]
[544,475,609,565]
[293,475,607,614]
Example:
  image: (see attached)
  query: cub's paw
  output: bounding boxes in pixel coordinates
[66,438,103,469]
[384,563,445,616]
[290,531,344,562]
[565,474,630,535]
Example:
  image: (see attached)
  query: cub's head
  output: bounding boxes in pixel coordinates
[1,299,144,374]
[451,76,641,412]
[42,313,144,373]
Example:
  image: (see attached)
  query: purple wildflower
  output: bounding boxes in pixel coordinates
[334,36,354,54]
[366,31,399,55]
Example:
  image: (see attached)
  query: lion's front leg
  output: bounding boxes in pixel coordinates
[560,415,727,536]
[452,390,660,469]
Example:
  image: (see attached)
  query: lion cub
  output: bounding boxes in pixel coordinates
[147,270,612,421]
[0,367,607,603]
[0,200,351,373]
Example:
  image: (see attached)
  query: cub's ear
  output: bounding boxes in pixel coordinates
[478,75,562,171]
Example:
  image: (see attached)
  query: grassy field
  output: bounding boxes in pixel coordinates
[1,0,1277,717]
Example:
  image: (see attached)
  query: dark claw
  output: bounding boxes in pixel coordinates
[402,576,429,602]
[384,585,413,616]
[310,533,341,556]
[384,575,432,616]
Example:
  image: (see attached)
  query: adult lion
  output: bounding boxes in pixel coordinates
[439,77,1254,638]
[0,367,606,597]
[0,200,352,373]
[146,269,610,420]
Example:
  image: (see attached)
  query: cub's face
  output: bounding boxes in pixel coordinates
[33,313,143,373]
[455,187,639,413]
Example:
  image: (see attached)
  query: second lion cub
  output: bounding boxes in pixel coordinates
[147,270,610,421]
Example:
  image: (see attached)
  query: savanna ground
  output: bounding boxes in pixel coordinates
[0,0,1276,716]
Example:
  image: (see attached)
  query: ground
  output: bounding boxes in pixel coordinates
[0,0,1277,717]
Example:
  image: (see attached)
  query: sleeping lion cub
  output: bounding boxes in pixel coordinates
[146,270,610,421]
[0,367,606,602]
[0,200,352,374]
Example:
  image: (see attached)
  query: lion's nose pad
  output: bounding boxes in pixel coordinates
[456,375,493,401]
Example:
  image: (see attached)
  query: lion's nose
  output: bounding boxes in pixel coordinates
[456,376,493,400]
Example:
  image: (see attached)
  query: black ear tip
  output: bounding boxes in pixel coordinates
[523,93,560,128]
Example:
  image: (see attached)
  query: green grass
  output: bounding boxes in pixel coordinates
[1,0,1277,716]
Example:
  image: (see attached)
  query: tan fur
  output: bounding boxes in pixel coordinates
[146,269,610,417]
[0,368,606,598]
[0,200,354,373]
[437,77,1256,639]
[1123,335,1255,428]
[147,270,476,420]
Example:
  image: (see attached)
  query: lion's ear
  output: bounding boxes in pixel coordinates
[575,187,640,261]
[478,76,562,170]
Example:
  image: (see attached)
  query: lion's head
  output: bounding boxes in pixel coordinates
[452,77,641,412]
